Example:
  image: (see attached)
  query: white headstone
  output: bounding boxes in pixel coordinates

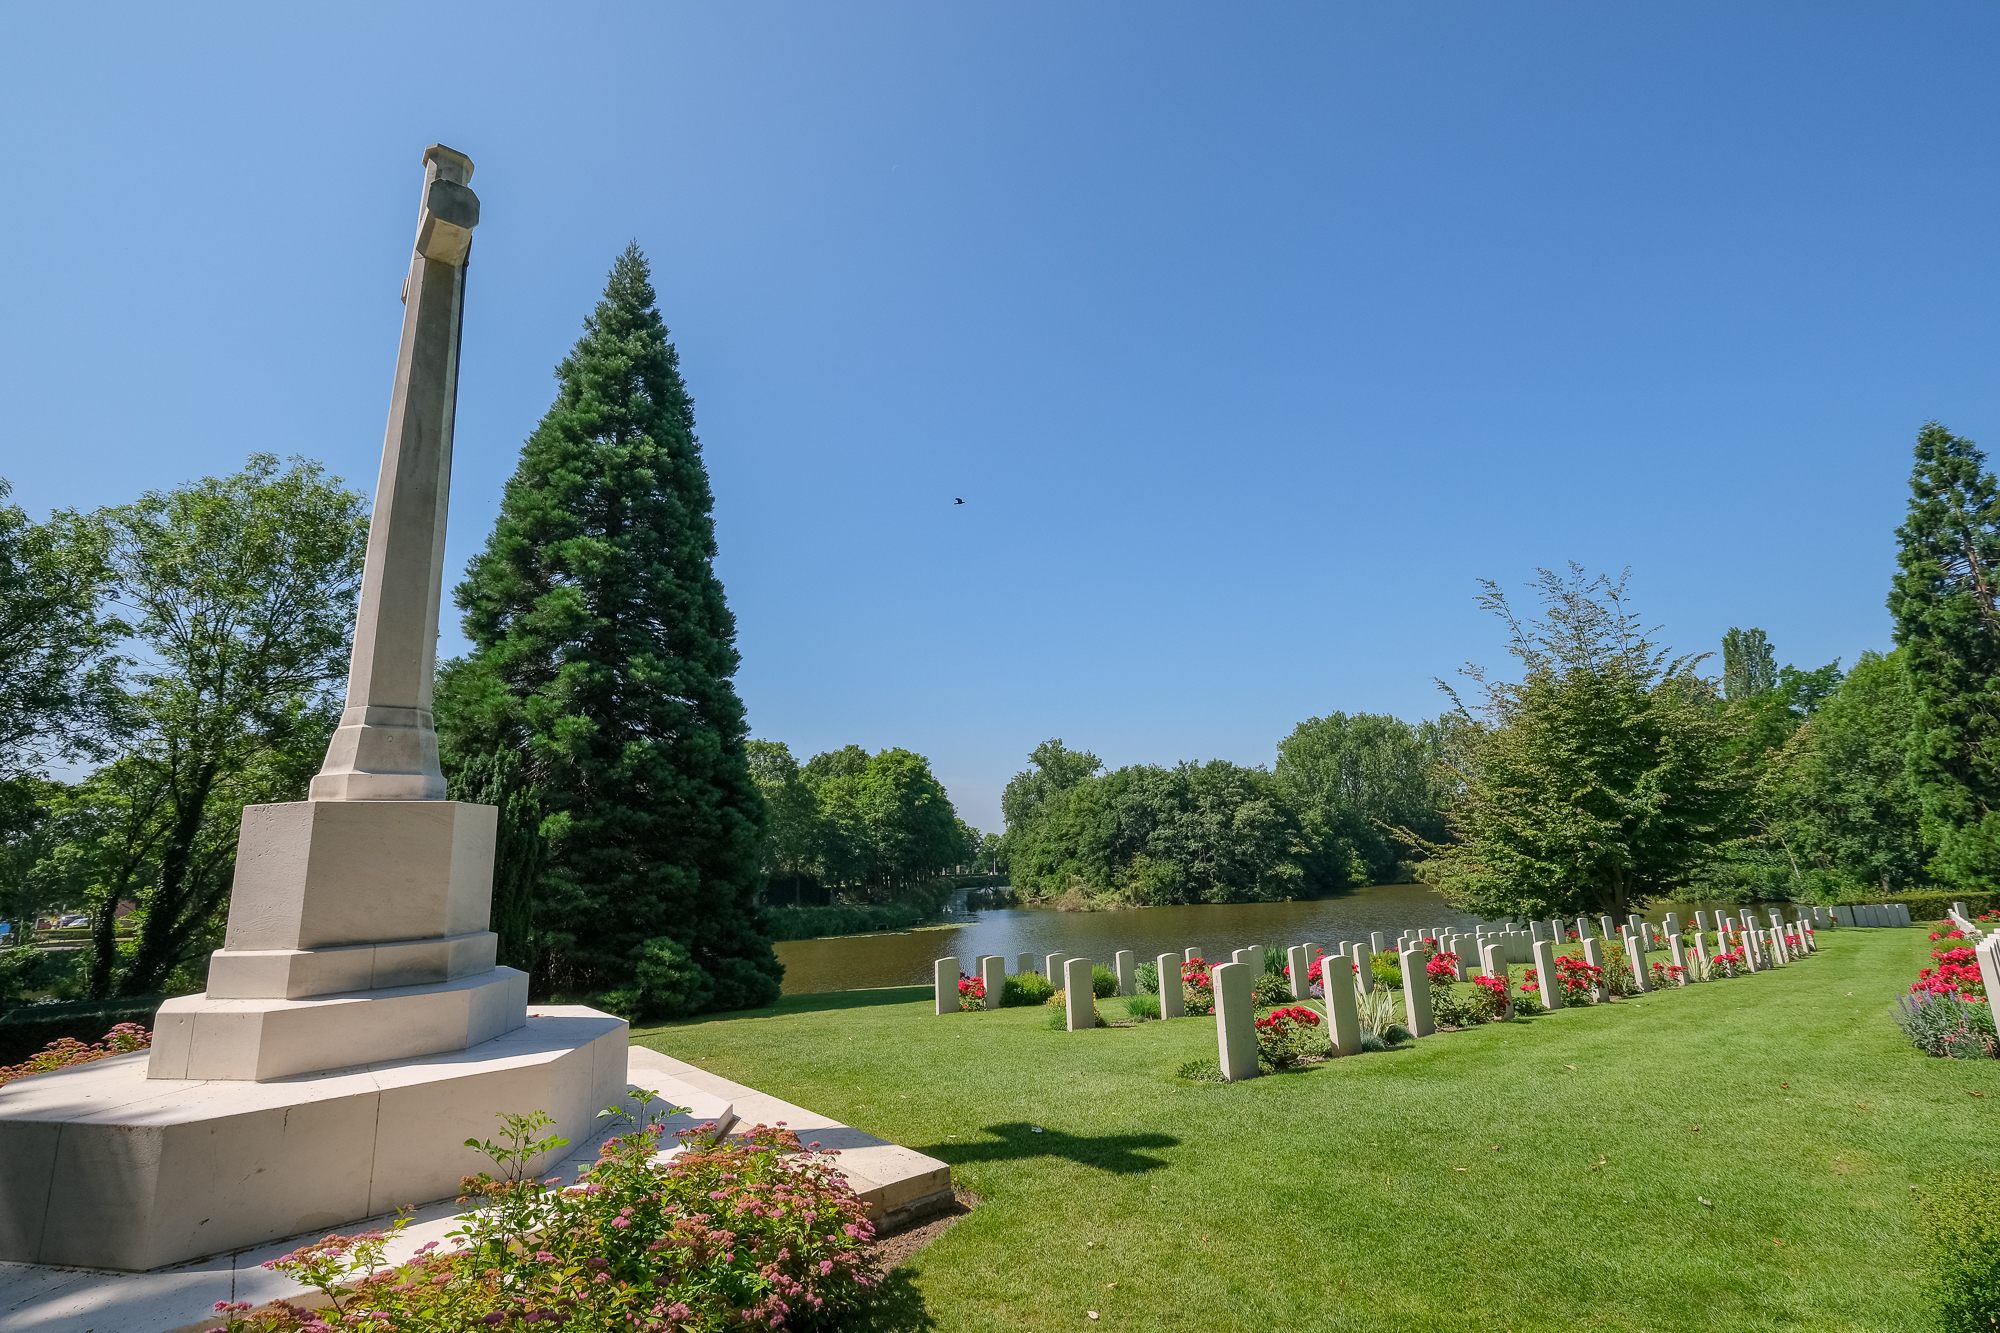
[1287,944,1311,1000]
[1400,947,1435,1036]
[1323,953,1361,1056]
[1580,936,1608,1000]
[1211,961,1258,1080]
[1114,949,1137,996]
[1063,957,1095,1032]
[934,956,960,1015]
[1158,952,1186,1018]
[1532,938,1563,1011]
[1621,927,1648,992]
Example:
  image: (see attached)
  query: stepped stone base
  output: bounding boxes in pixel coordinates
[0,1007,626,1272]
[148,967,529,1082]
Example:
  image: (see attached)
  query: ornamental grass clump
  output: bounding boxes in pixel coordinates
[0,1022,151,1088]
[1355,989,1412,1050]
[1124,993,1161,1021]
[208,1096,881,1332]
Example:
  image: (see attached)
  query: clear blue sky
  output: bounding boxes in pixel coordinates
[3,4,1996,831]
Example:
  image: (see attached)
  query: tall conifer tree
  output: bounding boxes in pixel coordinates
[1889,421,2000,890]
[443,244,778,1014]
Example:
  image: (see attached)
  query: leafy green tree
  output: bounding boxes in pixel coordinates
[443,244,778,1016]
[1274,712,1446,891]
[1889,421,2000,892]
[1410,566,1744,918]
[1007,757,1301,905]
[1721,627,1778,702]
[31,456,368,996]
[1758,650,1925,897]
[0,481,127,783]
[745,740,821,904]
[802,746,968,898]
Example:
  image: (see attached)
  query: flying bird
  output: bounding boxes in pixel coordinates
[954,497,965,505]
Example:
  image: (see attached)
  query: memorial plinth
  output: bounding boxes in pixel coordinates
[0,143,627,1272]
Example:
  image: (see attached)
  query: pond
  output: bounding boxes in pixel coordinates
[771,885,1818,994]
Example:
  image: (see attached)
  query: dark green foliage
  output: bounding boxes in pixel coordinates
[762,891,956,942]
[444,744,543,971]
[1091,964,1117,998]
[1890,422,2000,893]
[1007,751,1302,905]
[1920,1171,2000,1331]
[1756,651,1926,899]
[1274,711,1446,891]
[443,245,778,1014]
[747,739,980,905]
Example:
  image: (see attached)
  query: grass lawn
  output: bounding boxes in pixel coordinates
[633,927,1994,1332]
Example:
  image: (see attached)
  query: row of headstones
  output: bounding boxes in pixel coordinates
[1832,903,1914,928]
[1204,905,1840,1081]
[931,946,1280,1025]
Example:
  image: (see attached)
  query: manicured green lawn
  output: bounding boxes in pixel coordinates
[634,928,1994,1332]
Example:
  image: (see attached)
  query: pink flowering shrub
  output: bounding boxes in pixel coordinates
[958,973,986,1010]
[207,1097,881,1332]
[0,1023,150,1088]
[1425,952,1460,984]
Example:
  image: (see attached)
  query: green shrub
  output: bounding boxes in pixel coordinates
[1001,972,1055,1007]
[1514,988,1545,1017]
[1092,964,1118,998]
[1047,990,1105,1029]
[1125,993,1161,1021]
[1177,1057,1227,1083]
[1252,972,1293,1007]
[1431,981,1478,1028]
[1920,1170,2000,1331]
[1136,960,1159,994]
[1371,951,1404,990]
[1262,946,1287,976]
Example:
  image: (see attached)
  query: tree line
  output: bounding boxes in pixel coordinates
[999,422,2000,920]
[998,717,1450,907]
[747,741,991,905]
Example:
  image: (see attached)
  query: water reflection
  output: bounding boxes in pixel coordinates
[771,885,1818,995]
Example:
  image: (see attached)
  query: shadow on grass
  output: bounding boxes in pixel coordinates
[842,1268,936,1331]
[920,1121,1177,1174]
[633,986,931,1032]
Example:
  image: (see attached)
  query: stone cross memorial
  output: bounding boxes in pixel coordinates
[0,146,627,1272]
